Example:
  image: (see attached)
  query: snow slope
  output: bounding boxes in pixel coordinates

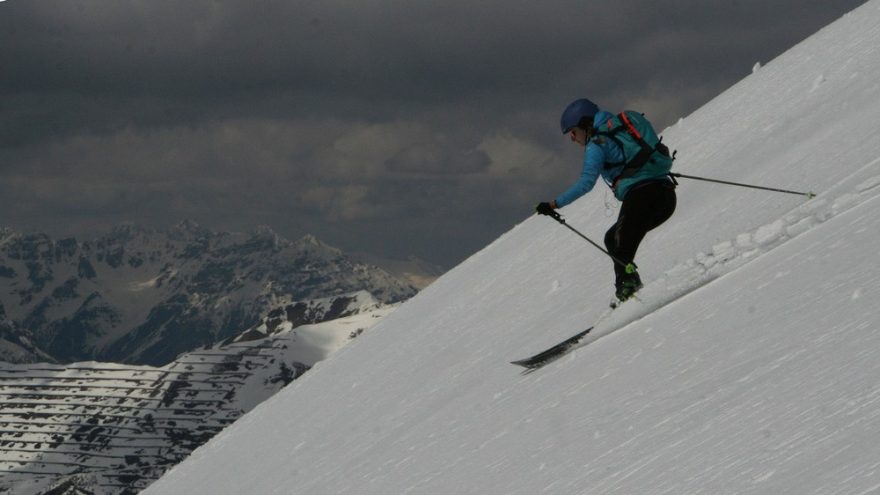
[145,2,880,494]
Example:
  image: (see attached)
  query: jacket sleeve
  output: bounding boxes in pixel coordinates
[554,142,606,208]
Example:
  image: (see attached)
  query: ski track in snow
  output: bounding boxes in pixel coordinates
[567,161,880,356]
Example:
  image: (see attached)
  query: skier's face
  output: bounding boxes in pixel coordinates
[569,127,588,147]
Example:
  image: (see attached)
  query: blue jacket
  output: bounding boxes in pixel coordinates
[554,111,625,208]
[555,110,673,206]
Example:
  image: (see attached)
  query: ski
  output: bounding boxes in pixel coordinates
[512,270,720,373]
[511,327,593,372]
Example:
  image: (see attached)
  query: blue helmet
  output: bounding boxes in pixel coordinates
[560,98,599,134]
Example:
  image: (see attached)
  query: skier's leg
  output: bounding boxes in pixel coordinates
[615,182,677,262]
[604,222,625,279]
[605,201,643,299]
[607,182,676,299]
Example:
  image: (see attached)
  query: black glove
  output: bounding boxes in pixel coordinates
[535,202,555,216]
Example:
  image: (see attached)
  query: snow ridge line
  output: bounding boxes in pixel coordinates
[571,168,880,354]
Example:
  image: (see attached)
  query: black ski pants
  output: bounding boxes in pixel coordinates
[604,181,677,281]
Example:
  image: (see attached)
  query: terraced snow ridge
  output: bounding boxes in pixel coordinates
[1,294,396,494]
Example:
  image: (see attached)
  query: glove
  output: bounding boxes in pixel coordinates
[535,202,556,216]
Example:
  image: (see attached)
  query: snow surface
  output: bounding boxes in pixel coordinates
[146,2,880,494]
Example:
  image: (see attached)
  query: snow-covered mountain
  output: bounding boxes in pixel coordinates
[0,291,396,494]
[0,223,417,366]
[140,2,880,494]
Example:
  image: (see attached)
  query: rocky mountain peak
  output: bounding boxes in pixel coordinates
[294,233,342,256]
[0,223,418,365]
[169,219,212,240]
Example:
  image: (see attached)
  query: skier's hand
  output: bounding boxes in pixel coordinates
[535,202,556,216]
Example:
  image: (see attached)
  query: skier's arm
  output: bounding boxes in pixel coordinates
[554,142,606,208]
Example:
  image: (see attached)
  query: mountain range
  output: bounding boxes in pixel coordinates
[0,222,417,366]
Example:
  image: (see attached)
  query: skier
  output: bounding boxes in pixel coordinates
[536,98,677,302]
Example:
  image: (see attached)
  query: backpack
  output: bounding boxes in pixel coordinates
[595,111,675,199]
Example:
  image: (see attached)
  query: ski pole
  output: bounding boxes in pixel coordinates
[670,173,816,198]
[544,211,637,274]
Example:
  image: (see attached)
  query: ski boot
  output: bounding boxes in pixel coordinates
[614,270,643,304]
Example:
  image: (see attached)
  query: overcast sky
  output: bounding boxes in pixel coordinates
[0,0,866,267]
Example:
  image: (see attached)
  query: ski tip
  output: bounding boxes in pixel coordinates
[511,360,541,370]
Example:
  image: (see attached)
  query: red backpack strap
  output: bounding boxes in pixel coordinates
[618,112,643,140]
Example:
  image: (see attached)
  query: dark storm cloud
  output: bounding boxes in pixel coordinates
[0,0,868,266]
